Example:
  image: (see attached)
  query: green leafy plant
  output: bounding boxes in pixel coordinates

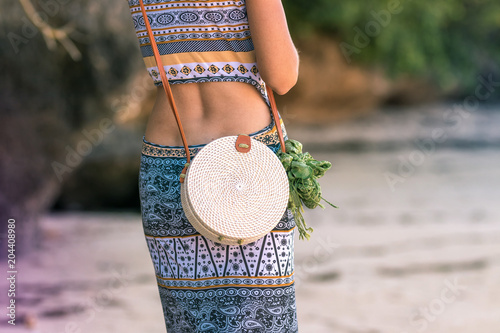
[277,139,338,240]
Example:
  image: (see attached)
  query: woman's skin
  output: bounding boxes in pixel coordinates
[144,0,299,147]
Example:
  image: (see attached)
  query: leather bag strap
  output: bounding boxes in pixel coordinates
[138,0,287,181]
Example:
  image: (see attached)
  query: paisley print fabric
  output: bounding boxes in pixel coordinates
[127,0,271,103]
[139,112,299,332]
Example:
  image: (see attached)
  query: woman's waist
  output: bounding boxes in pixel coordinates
[141,116,287,159]
[144,81,286,148]
[144,110,272,145]
[146,89,275,146]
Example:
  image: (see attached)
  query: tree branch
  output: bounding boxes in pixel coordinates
[17,0,82,61]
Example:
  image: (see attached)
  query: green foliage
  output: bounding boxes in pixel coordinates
[284,0,500,91]
[277,139,338,241]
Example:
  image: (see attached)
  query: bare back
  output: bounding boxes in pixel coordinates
[145,82,272,147]
[141,0,299,147]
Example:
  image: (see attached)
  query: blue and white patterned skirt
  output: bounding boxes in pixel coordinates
[139,112,299,333]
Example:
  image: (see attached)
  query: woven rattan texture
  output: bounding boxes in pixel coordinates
[181,136,289,245]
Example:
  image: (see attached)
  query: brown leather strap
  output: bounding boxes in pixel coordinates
[139,0,191,182]
[266,85,286,153]
[138,0,287,172]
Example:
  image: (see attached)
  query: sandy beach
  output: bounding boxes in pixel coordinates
[2,103,499,333]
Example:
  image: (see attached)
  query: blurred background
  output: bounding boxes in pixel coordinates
[1,0,499,332]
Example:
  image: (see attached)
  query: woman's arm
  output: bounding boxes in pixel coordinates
[246,0,299,95]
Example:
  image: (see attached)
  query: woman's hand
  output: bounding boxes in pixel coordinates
[246,0,299,95]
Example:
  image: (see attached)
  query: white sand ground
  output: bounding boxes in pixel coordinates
[2,103,499,333]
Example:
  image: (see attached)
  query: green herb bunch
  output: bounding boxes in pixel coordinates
[277,139,338,240]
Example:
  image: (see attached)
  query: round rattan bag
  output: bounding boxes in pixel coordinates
[181,135,289,245]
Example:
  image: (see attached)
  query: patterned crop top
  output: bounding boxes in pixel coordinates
[127,0,270,103]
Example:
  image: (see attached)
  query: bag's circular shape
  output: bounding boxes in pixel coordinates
[181,135,289,245]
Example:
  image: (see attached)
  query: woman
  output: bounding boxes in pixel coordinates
[128,0,300,331]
